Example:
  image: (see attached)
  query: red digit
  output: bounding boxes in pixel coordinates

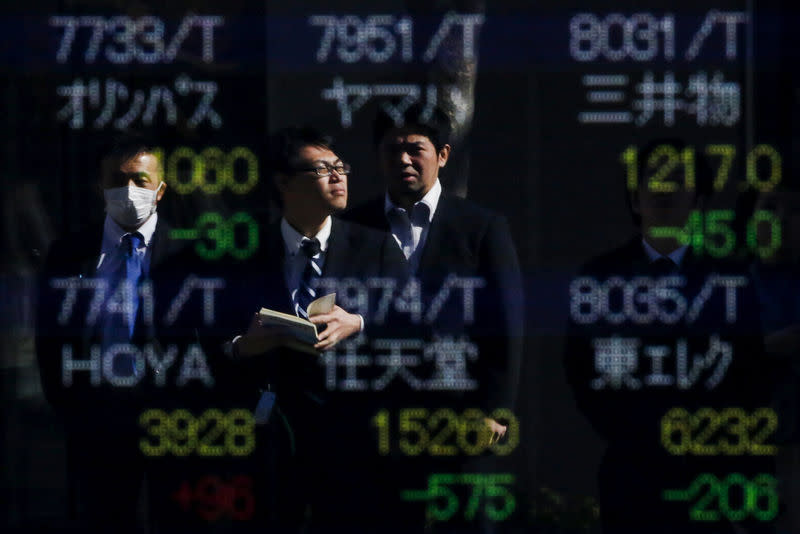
[229,475,255,520]
[171,481,193,512]
[195,475,224,521]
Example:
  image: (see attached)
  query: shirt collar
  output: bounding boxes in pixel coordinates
[384,178,442,223]
[641,237,688,266]
[281,215,332,256]
[101,213,158,254]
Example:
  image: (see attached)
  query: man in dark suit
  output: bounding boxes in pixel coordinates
[340,105,523,532]
[343,104,523,430]
[226,126,407,529]
[35,136,201,533]
[564,141,775,533]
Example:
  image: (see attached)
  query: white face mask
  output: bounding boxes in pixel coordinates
[104,182,163,228]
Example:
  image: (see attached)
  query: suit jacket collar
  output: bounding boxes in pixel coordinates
[266,216,351,275]
[324,217,351,278]
[361,196,391,233]
[416,194,457,275]
[79,224,107,277]
[622,234,698,273]
[262,221,294,313]
[149,220,185,271]
[82,218,180,275]
[261,216,353,312]
[356,192,457,275]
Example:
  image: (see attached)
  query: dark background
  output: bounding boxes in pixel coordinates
[1,0,796,531]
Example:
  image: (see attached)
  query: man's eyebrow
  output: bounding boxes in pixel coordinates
[114,170,151,178]
[386,141,424,148]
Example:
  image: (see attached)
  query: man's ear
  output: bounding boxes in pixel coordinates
[155,181,167,202]
[438,144,451,168]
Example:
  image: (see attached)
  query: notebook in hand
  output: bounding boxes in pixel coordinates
[257,293,336,350]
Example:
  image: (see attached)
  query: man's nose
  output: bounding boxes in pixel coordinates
[399,151,412,165]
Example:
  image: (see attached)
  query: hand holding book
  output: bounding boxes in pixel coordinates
[309,305,363,351]
[233,293,362,356]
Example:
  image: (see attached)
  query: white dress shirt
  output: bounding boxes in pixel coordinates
[281,215,331,306]
[642,237,688,266]
[280,215,363,331]
[384,178,442,272]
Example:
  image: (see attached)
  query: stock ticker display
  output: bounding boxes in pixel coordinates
[3,0,800,533]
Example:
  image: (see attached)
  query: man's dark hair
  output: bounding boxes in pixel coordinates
[101,131,157,165]
[267,126,335,209]
[372,103,451,151]
[267,126,334,177]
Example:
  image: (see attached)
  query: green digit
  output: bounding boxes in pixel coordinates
[719,473,749,521]
[704,210,735,258]
[196,212,227,260]
[689,474,721,522]
[751,474,778,521]
[228,212,259,260]
[746,145,781,192]
[685,210,704,255]
[747,210,781,260]
[484,474,515,521]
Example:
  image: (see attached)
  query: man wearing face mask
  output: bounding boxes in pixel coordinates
[36,135,194,533]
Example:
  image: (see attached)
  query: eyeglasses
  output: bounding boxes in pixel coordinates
[295,162,351,177]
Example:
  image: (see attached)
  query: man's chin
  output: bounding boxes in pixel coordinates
[329,199,348,212]
[390,182,422,197]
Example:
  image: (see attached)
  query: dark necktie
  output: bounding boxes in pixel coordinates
[649,256,677,276]
[388,207,413,260]
[295,238,322,319]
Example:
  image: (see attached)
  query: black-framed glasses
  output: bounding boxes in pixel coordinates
[295,161,351,177]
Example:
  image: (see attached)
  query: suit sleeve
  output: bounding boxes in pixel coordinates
[475,215,524,414]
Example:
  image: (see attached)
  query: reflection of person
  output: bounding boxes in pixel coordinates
[35,135,190,533]
[231,126,407,353]
[564,141,774,533]
[225,126,406,528]
[344,104,523,426]
[342,105,523,530]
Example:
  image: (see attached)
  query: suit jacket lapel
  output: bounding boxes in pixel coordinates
[323,217,350,278]
[260,221,295,313]
[79,224,106,278]
[416,195,450,275]
[149,221,177,272]
[369,197,390,233]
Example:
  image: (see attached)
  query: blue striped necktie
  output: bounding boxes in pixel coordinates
[295,237,321,319]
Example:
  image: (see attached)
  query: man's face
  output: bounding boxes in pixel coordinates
[281,144,348,213]
[101,151,165,202]
[379,129,449,201]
